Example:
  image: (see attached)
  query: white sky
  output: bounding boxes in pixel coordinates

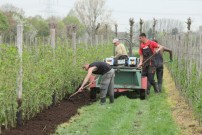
[0,0,202,32]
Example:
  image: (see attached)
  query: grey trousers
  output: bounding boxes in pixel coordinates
[100,69,115,99]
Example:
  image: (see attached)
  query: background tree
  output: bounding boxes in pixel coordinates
[0,11,8,43]
[63,15,85,39]
[27,15,49,37]
[0,11,9,33]
[134,18,183,36]
[0,4,25,43]
[171,27,179,35]
[147,28,153,39]
[74,0,113,45]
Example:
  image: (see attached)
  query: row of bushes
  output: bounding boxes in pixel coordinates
[159,33,202,123]
[165,54,202,122]
[0,43,112,132]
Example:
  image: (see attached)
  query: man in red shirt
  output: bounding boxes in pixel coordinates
[137,33,163,94]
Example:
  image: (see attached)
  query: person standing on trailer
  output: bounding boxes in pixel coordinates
[112,38,128,62]
[78,62,115,105]
[137,33,163,94]
[153,39,173,92]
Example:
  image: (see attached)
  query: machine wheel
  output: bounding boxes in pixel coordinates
[114,92,120,98]
[126,91,138,99]
[140,89,146,100]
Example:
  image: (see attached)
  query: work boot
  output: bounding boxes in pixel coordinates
[100,97,106,105]
[158,83,162,92]
[109,96,114,103]
[152,82,159,93]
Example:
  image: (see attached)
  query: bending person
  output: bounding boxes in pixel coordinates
[79,62,115,105]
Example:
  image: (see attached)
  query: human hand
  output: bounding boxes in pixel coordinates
[78,87,84,92]
[155,48,160,53]
[137,63,142,68]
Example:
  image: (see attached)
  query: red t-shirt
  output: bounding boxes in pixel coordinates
[139,40,159,55]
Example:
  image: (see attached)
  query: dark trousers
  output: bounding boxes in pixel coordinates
[156,66,163,85]
[142,65,158,93]
[156,66,163,92]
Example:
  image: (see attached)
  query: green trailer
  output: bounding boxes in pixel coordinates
[89,66,147,100]
[89,39,148,100]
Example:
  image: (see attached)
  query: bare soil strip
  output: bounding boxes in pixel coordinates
[2,91,91,135]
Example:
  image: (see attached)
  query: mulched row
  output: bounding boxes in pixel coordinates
[2,91,91,135]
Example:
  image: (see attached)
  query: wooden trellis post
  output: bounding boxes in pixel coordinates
[186,17,191,32]
[152,18,157,40]
[72,25,77,65]
[105,24,108,44]
[0,35,2,44]
[50,23,56,50]
[129,18,134,56]
[95,35,98,46]
[16,24,23,127]
[49,23,57,105]
[115,24,118,37]
[139,18,143,34]
[100,35,104,46]
[139,18,144,47]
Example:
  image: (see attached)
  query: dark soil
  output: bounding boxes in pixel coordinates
[2,90,91,135]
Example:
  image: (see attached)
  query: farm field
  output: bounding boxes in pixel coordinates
[1,0,202,135]
[2,67,202,135]
[54,67,202,135]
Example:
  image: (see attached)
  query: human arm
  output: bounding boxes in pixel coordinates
[78,66,97,92]
[137,46,143,68]
[163,47,173,61]
[137,55,143,68]
[155,44,164,53]
[151,41,163,53]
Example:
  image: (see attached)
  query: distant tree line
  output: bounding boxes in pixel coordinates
[0,0,189,45]
[0,0,114,45]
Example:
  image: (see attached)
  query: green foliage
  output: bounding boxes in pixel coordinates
[165,55,202,121]
[0,12,9,32]
[0,44,19,127]
[55,92,180,135]
[1,4,25,37]
[63,15,85,37]
[0,43,112,128]
[27,16,49,37]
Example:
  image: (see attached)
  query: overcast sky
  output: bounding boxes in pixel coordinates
[0,0,202,32]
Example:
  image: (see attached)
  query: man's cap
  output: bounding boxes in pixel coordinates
[112,38,119,43]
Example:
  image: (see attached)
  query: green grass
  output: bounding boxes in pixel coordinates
[55,91,180,135]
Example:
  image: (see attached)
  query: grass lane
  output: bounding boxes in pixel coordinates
[55,91,180,135]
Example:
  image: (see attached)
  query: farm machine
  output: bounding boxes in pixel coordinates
[89,39,148,100]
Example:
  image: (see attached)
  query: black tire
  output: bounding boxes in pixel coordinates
[114,92,120,98]
[126,91,138,99]
[140,89,146,100]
